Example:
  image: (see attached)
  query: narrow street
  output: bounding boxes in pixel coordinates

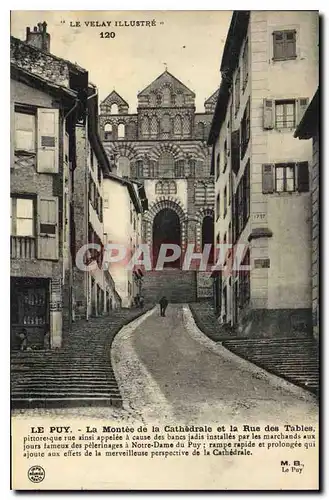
[112,304,318,425]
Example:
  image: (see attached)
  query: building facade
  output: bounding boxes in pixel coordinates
[10,24,89,349]
[10,22,121,349]
[103,175,147,307]
[209,11,319,337]
[100,71,216,301]
[72,87,121,320]
[294,87,319,340]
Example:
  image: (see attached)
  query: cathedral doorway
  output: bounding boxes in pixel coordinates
[152,208,181,268]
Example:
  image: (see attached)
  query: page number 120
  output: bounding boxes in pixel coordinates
[100,32,116,39]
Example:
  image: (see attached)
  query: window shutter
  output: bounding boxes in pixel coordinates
[263,99,274,130]
[231,129,240,174]
[37,195,59,260]
[297,162,309,192]
[296,98,309,125]
[37,108,59,173]
[262,164,274,193]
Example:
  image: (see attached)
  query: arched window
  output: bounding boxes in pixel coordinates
[136,160,143,178]
[118,123,125,139]
[110,103,119,115]
[174,115,182,136]
[155,181,163,194]
[104,123,113,140]
[162,114,171,135]
[163,182,170,195]
[150,116,159,137]
[183,116,191,136]
[158,152,175,178]
[175,160,185,178]
[169,181,177,194]
[197,122,205,139]
[162,86,171,106]
[141,116,149,137]
[117,156,130,178]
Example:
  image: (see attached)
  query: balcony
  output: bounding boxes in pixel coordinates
[11,236,36,259]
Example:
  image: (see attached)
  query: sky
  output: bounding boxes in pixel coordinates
[10,10,232,112]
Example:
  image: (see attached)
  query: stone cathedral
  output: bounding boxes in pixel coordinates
[100,70,217,302]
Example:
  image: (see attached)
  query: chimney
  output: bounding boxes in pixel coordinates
[25,21,50,52]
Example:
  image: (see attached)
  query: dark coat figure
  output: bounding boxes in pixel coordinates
[159,296,169,317]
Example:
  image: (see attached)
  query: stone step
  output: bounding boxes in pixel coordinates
[11,396,122,409]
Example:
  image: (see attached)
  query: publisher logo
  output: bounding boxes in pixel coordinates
[28,465,45,483]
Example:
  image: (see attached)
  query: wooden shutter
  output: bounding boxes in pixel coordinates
[263,99,274,130]
[231,129,240,174]
[296,98,309,125]
[262,164,274,193]
[297,162,309,192]
[37,108,59,173]
[37,195,59,260]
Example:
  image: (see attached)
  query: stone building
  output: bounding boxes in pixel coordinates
[100,71,216,301]
[208,11,319,337]
[10,23,88,349]
[294,87,320,340]
[10,22,120,349]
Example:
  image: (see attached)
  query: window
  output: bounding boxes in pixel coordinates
[174,115,182,136]
[216,193,220,221]
[104,123,113,140]
[234,68,241,115]
[197,122,205,140]
[275,163,296,192]
[110,103,119,114]
[103,196,109,209]
[175,160,184,178]
[118,123,125,139]
[263,162,309,194]
[216,153,220,180]
[242,39,249,90]
[136,160,143,178]
[141,116,150,137]
[11,197,34,236]
[162,87,171,106]
[15,111,36,152]
[234,162,250,240]
[224,186,227,217]
[161,114,171,135]
[273,30,296,61]
[241,99,250,159]
[275,100,296,128]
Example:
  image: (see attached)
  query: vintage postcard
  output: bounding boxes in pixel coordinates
[10,10,319,490]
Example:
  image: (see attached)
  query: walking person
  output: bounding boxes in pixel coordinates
[159,296,169,317]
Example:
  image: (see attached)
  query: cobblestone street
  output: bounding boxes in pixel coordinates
[112,304,318,426]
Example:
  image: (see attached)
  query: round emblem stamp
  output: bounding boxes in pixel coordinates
[28,465,45,483]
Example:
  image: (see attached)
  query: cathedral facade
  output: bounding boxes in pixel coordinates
[100,71,216,284]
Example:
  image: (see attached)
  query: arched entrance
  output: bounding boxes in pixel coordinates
[153,208,181,268]
[202,215,214,263]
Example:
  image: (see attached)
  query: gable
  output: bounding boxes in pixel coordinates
[138,70,195,98]
[100,90,129,108]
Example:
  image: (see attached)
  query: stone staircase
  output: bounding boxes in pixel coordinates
[11,307,151,409]
[222,338,319,397]
[142,269,197,303]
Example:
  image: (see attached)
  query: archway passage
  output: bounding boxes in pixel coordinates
[202,215,214,264]
[153,208,181,268]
